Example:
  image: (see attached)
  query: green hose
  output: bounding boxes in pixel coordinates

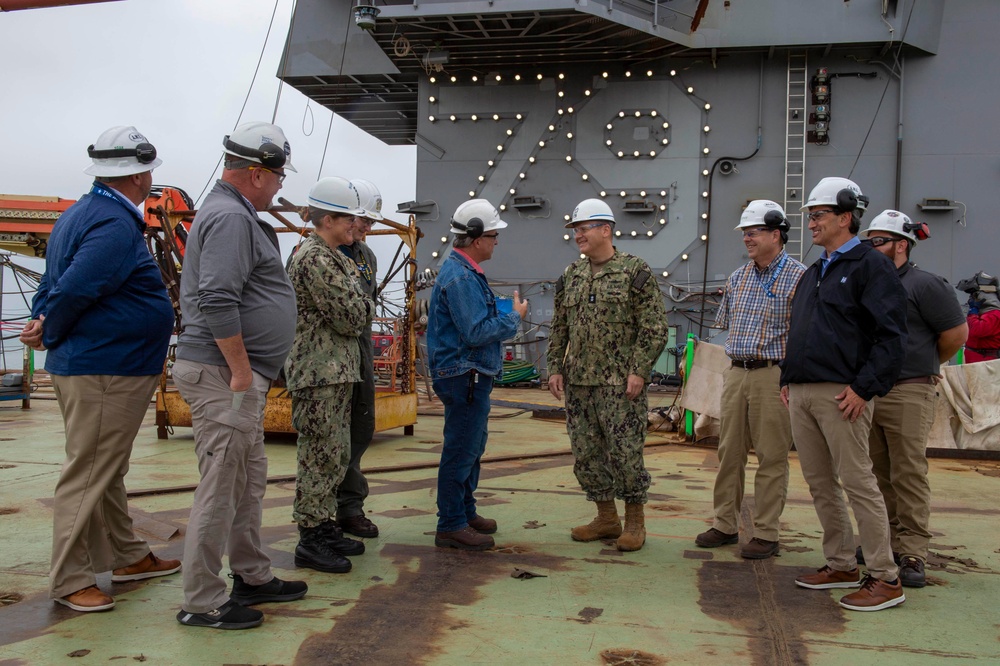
[496,359,540,385]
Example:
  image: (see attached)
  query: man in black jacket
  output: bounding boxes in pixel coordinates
[780,177,908,612]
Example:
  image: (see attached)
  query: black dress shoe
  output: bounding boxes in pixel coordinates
[337,514,379,538]
[899,556,927,588]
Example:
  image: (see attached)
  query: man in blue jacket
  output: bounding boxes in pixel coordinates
[21,126,180,613]
[780,177,907,612]
[427,199,527,550]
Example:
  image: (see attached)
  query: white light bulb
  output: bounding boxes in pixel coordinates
[539,141,546,148]
[493,114,500,121]
[500,204,506,211]
[441,237,448,243]
[514,74,521,81]
[558,73,565,80]
[619,111,625,118]
[647,230,653,237]
[703,147,710,154]
[519,172,526,179]
[687,86,694,94]
[620,190,627,197]
[705,103,712,110]
[564,214,571,221]
[428,115,435,122]
[633,150,640,157]
[495,74,502,82]
[548,124,555,131]
[631,230,638,237]
[563,234,570,241]
[497,145,504,151]
[557,109,564,115]
[432,251,439,258]
[659,218,666,225]
[615,230,622,237]
[662,122,670,129]
[670,69,676,76]
[617,151,624,158]
[606,139,613,146]
[509,188,516,195]
[585,90,592,96]
[478,175,485,182]
[625,71,632,77]
[701,213,709,220]
[600,191,607,197]
[682,253,689,260]
[558,91,565,98]
[429,96,436,103]
[516,113,523,120]
[568,107,574,113]
[647,70,653,77]
[565,155,572,162]
[582,174,589,181]
[659,204,666,211]
[430,76,437,83]
[468,191,475,197]
[537,73,543,80]
[651,110,658,117]
[703,125,711,132]
[650,150,656,157]
[635,111,641,117]
[472,76,478,82]
[567,132,574,139]
[450,115,457,122]
[602,72,609,78]
[471,114,478,121]
[702,169,709,176]
[506,129,513,136]
[702,191,709,198]
[701,234,708,241]
[451,76,457,82]
[662,271,669,277]
[488,160,494,166]
[529,156,536,163]
[607,123,613,130]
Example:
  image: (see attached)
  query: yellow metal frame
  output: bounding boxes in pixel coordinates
[155,208,421,439]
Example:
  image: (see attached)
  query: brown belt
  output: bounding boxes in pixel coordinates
[731,359,781,370]
[895,376,936,386]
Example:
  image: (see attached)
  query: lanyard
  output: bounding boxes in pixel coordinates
[756,252,788,298]
[90,183,145,230]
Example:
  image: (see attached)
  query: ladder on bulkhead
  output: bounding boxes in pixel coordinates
[783,52,808,261]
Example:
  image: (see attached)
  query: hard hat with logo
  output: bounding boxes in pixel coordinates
[734,200,789,232]
[860,209,930,243]
[350,178,384,221]
[223,121,297,172]
[84,126,162,177]
[450,199,506,237]
[567,198,615,228]
[801,177,867,213]
[308,176,365,215]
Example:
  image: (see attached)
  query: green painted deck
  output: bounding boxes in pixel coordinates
[1,389,998,665]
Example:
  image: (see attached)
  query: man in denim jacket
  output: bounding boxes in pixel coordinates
[427,199,527,550]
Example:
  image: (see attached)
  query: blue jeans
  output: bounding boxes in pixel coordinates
[434,372,493,532]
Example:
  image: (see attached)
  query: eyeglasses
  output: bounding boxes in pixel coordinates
[571,222,608,235]
[806,209,837,221]
[481,233,499,240]
[248,165,286,184]
[862,236,902,248]
[741,228,775,239]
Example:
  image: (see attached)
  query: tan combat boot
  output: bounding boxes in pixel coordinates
[617,503,646,551]
[571,500,622,542]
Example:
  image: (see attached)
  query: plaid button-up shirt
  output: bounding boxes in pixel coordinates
[716,250,806,361]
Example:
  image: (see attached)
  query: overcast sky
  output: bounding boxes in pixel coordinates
[0,0,417,369]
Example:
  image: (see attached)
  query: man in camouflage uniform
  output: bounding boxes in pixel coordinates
[548,198,669,552]
[333,179,382,539]
[286,177,374,574]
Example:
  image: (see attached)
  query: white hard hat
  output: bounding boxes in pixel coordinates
[84,126,162,177]
[860,209,924,243]
[735,200,788,231]
[450,199,506,236]
[223,121,296,173]
[568,198,615,228]
[350,178,384,221]
[308,176,365,215]
[801,177,865,212]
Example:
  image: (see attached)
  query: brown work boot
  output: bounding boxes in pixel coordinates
[570,500,622,542]
[839,575,905,611]
[435,526,495,551]
[741,538,779,560]
[695,527,739,548]
[616,503,646,552]
[467,515,498,534]
[111,552,182,582]
[795,565,862,589]
[55,585,115,612]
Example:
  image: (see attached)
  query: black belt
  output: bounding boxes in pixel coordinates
[895,376,935,386]
[731,359,781,370]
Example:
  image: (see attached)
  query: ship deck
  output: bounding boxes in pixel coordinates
[1,388,998,665]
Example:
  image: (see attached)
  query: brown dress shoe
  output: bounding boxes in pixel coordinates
[112,552,182,582]
[839,575,905,611]
[695,528,738,548]
[795,565,862,590]
[337,514,379,538]
[467,515,497,534]
[55,586,115,612]
[741,538,779,560]
[435,526,495,551]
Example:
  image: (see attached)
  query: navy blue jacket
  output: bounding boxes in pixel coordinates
[31,182,173,376]
[780,241,907,400]
[427,249,520,379]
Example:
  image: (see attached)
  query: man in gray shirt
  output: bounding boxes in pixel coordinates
[859,210,967,588]
[174,122,306,630]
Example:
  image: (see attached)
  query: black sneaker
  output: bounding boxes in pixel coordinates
[855,546,900,567]
[176,600,263,630]
[898,556,927,588]
[229,574,308,605]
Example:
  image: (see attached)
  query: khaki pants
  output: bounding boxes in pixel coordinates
[49,374,158,599]
[788,382,899,581]
[712,365,791,541]
[869,383,936,562]
[173,360,273,614]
